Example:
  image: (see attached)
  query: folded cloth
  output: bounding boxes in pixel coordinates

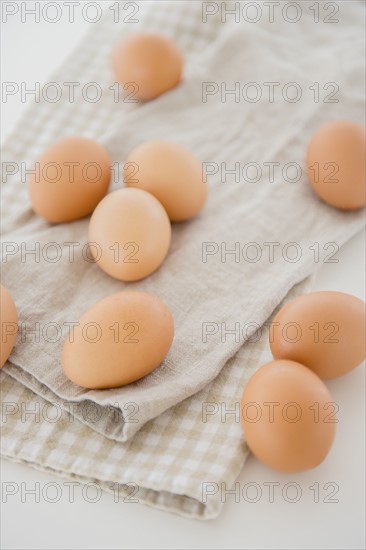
[1,1,365,442]
[0,278,311,520]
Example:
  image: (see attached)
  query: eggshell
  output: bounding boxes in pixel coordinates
[112,33,183,101]
[270,291,366,380]
[124,141,208,221]
[62,291,174,389]
[306,121,366,210]
[241,360,336,473]
[29,137,111,223]
[0,285,18,368]
[88,188,171,281]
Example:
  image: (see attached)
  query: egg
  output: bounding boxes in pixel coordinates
[0,285,18,368]
[241,360,336,473]
[270,291,366,380]
[124,141,208,221]
[88,188,171,281]
[29,137,111,223]
[112,33,183,101]
[306,121,366,210]
[62,291,174,389]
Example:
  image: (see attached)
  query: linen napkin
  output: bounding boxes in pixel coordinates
[0,277,312,520]
[1,0,365,445]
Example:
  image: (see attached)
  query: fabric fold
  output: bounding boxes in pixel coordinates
[1,278,311,520]
[1,1,365,443]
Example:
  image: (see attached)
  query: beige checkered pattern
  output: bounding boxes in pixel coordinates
[0,0,227,442]
[2,0,358,518]
[0,278,310,519]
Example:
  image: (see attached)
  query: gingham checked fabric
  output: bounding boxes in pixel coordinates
[1,279,310,519]
[0,0,269,519]
[2,1,218,232]
[0,1,226,441]
[1,0,365,519]
[1,0,365,444]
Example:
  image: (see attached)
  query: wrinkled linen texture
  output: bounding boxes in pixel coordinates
[1,280,312,519]
[0,0,365,519]
[1,0,364,441]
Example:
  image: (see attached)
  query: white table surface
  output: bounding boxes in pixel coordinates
[1,3,365,549]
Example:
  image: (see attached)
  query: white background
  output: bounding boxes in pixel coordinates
[1,2,365,549]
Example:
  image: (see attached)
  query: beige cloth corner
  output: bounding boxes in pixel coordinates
[1,1,365,444]
[0,278,311,520]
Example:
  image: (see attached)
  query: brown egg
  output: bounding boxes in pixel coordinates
[88,188,171,281]
[1,285,18,368]
[112,33,183,102]
[29,137,111,223]
[62,291,174,389]
[241,360,336,473]
[270,291,366,380]
[306,121,366,210]
[124,141,208,221]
